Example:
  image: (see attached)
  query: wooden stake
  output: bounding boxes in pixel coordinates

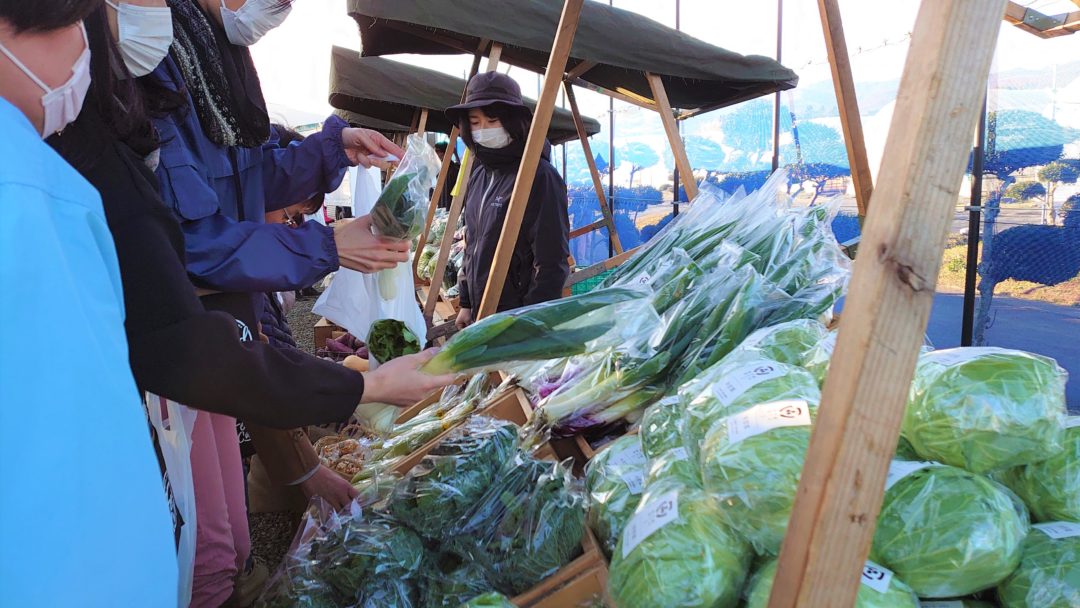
[818,0,874,217]
[476,0,585,320]
[564,83,623,254]
[769,1,1008,606]
[416,108,429,134]
[648,73,697,201]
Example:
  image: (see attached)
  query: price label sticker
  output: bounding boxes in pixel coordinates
[1034,521,1080,540]
[860,560,895,594]
[1066,416,1080,430]
[622,491,679,558]
[884,460,942,492]
[711,362,787,407]
[621,470,645,495]
[635,273,653,286]
[667,446,689,461]
[726,400,811,444]
[607,443,647,470]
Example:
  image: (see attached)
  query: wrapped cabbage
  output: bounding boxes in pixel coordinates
[680,355,820,457]
[996,417,1079,522]
[640,397,685,459]
[448,456,585,595]
[727,319,829,367]
[645,443,701,490]
[802,330,836,385]
[871,462,1030,598]
[699,399,816,555]
[585,435,647,557]
[608,483,751,608]
[894,436,920,461]
[997,522,1080,608]
[903,347,1067,473]
[390,417,518,541]
[745,559,919,608]
[459,593,516,608]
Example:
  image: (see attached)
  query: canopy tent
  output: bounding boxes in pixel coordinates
[329,47,601,145]
[331,108,411,134]
[347,0,798,115]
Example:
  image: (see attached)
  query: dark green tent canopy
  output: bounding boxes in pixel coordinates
[329,47,600,144]
[331,108,411,134]
[347,0,798,114]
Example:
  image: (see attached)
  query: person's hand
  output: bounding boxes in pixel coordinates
[455,307,474,330]
[333,214,409,273]
[361,349,458,406]
[341,127,405,168]
[298,465,358,511]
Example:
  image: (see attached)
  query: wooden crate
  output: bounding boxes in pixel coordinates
[513,529,611,608]
[313,316,346,349]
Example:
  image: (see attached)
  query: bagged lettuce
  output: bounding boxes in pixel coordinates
[421,558,494,608]
[996,417,1079,522]
[584,435,647,557]
[903,347,1067,473]
[997,522,1080,608]
[640,397,686,460]
[871,461,1030,598]
[458,593,516,608]
[699,399,816,555]
[727,319,829,367]
[608,483,751,608]
[744,558,919,608]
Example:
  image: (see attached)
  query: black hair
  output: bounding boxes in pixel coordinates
[434,142,448,153]
[0,0,100,33]
[457,103,530,150]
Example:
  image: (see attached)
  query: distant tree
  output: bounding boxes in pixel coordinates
[1003,181,1047,203]
[664,135,727,172]
[981,110,1074,179]
[712,170,770,195]
[565,139,616,185]
[720,100,791,164]
[1037,161,1080,225]
[622,142,660,186]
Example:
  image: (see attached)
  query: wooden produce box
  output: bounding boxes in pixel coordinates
[313,316,346,349]
[513,529,612,608]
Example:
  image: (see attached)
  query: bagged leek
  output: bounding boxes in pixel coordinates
[371,134,440,299]
[421,287,648,375]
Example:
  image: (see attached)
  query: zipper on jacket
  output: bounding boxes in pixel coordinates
[478,173,497,215]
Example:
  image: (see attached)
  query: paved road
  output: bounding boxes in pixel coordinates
[837,293,1079,412]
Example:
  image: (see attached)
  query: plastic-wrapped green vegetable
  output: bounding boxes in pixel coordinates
[724,319,829,368]
[699,398,816,555]
[608,483,751,608]
[639,397,685,460]
[585,435,647,557]
[870,461,1030,598]
[458,592,516,608]
[903,347,1067,473]
[367,318,421,363]
[391,417,518,541]
[997,522,1080,608]
[744,559,919,608]
[996,417,1079,522]
[421,558,495,608]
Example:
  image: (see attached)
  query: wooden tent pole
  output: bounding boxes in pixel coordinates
[818,0,874,218]
[768,1,1007,606]
[413,39,488,283]
[647,73,698,200]
[563,82,623,254]
[416,108,429,134]
[476,0,584,320]
[424,44,504,322]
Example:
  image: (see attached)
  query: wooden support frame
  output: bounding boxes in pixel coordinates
[1005,1,1080,37]
[769,1,1008,606]
[648,73,698,201]
[564,82,623,254]
[416,108,429,134]
[476,0,585,320]
[817,0,874,217]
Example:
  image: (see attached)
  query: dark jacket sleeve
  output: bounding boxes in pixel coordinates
[523,167,571,305]
[102,147,365,428]
[261,115,351,213]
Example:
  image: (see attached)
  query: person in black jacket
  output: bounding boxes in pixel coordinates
[446,71,570,328]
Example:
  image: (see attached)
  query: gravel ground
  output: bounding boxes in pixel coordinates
[248,293,322,576]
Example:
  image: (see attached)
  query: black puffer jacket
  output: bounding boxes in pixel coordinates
[457,141,570,312]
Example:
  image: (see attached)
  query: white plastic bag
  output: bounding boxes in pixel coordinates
[145,393,199,608]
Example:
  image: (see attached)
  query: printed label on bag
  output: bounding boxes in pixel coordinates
[928,349,977,368]
[635,273,653,286]
[726,400,812,444]
[919,602,964,608]
[622,491,679,558]
[1066,416,1080,429]
[607,443,647,469]
[711,362,787,407]
[860,560,895,594]
[884,460,942,491]
[621,470,645,495]
[668,447,689,461]
[1033,521,1080,540]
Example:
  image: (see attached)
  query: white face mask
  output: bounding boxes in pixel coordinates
[105,1,173,78]
[220,0,292,46]
[0,23,91,138]
[472,126,512,149]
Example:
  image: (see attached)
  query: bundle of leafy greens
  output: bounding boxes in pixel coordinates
[608,481,751,608]
[997,523,1080,608]
[390,416,518,541]
[995,417,1079,522]
[724,319,829,368]
[420,557,495,608]
[903,347,1067,473]
[870,462,1030,598]
[699,398,817,555]
[421,287,647,375]
[367,319,421,364]
[370,134,441,299]
[744,559,919,608]
[458,592,516,608]
[447,455,585,595]
[585,435,648,557]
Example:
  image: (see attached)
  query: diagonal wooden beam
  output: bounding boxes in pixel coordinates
[769,1,1008,606]
[564,83,623,254]
[648,73,698,201]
